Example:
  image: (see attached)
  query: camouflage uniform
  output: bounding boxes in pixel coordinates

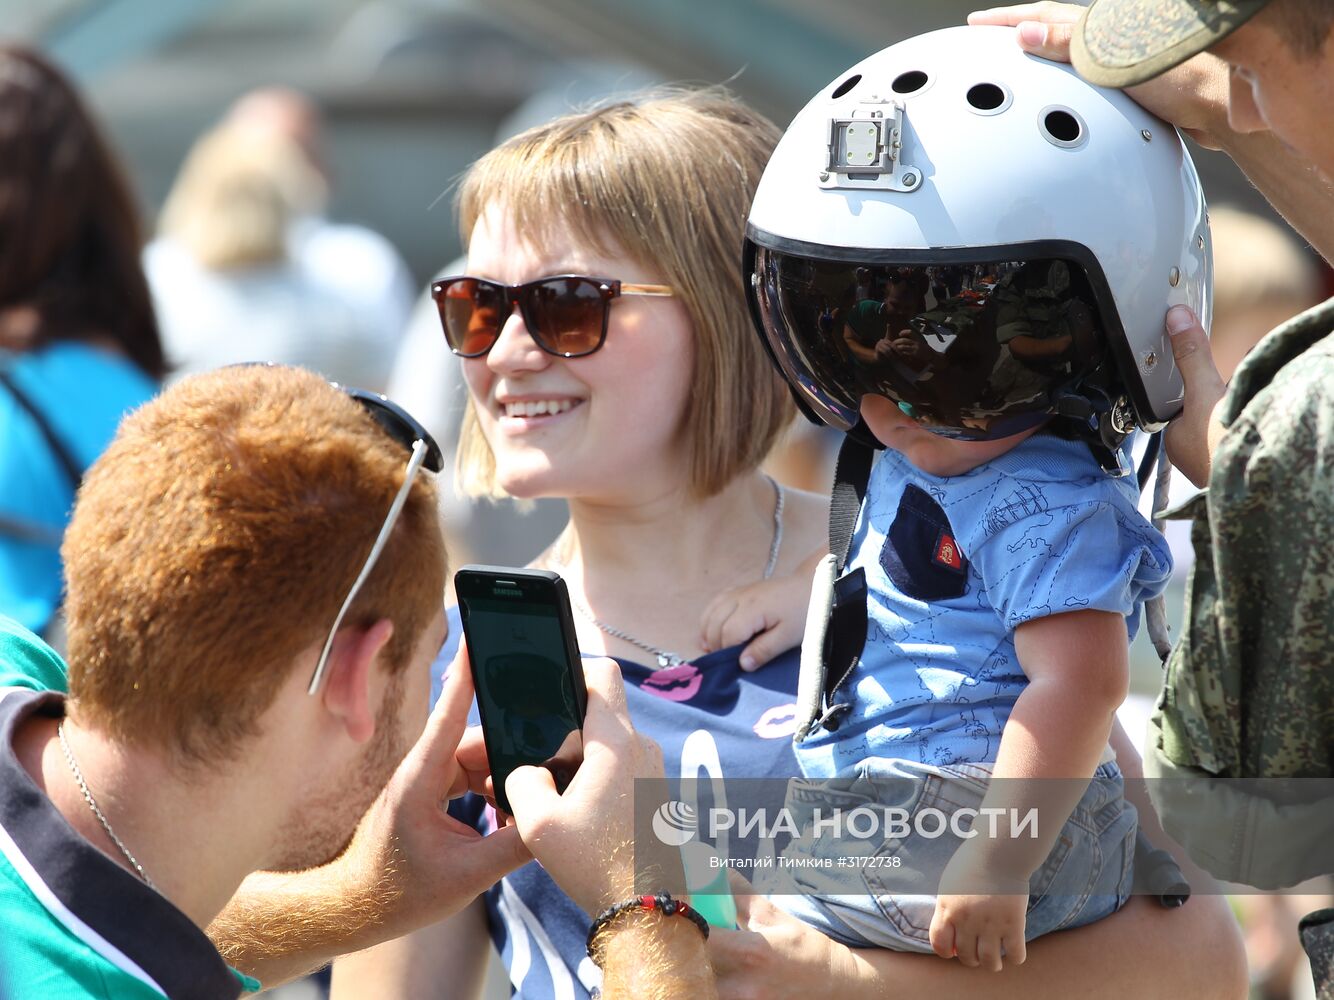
[1146,297,1334,888]
[1301,908,1334,1000]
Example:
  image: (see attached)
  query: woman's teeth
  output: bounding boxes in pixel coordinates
[503,399,577,418]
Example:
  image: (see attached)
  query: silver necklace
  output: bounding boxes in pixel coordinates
[560,477,785,668]
[57,721,156,891]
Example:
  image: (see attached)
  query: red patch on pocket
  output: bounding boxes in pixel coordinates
[933,531,964,571]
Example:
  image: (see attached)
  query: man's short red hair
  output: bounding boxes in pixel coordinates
[62,365,446,763]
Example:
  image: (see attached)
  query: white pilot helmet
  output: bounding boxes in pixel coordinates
[743,25,1211,460]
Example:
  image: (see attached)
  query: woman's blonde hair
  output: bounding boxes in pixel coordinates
[159,124,325,271]
[454,87,794,499]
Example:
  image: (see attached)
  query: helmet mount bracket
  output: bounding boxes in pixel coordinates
[821,102,920,192]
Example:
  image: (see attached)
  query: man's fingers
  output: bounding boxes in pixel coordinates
[1166,305,1223,388]
[1015,18,1076,59]
[433,643,476,738]
[967,2,1083,27]
[1005,933,1027,967]
[1164,304,1227,487]
[453,822,533,890]
[504,764,562,838]
[580,657,634,746]
[448,726,492,799]
[400,646,474,783]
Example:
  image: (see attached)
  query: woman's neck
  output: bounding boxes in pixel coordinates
[540,472,782,664]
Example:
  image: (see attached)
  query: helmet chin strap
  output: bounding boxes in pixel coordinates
[1050,385,1134,477]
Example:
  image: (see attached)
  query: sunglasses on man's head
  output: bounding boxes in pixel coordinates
[222,363,445,696]
[430,274,674,359]
[306,384,444,696]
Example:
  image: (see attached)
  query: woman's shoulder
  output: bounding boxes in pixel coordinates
[779,486,830,568]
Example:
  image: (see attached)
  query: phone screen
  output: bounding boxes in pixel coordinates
[459,574,585,814]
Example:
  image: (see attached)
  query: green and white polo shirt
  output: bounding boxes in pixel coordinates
[0,617,260,999]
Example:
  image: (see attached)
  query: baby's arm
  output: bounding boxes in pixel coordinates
[700,548,826,671]
[930,609,1131,971]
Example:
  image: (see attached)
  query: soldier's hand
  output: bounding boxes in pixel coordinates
[1163,305,1227,487]
[967,4,1233,149]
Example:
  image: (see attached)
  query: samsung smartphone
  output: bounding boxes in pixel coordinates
[455,565,587,816]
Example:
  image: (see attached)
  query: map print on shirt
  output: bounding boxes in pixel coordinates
[794,433,1172,778]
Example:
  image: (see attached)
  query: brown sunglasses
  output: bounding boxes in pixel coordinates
[430,274,674,358]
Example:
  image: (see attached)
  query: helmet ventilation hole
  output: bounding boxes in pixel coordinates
[891,70,929,95]
[965,82,1011,115]
[966,83,1006,111]
[1039,106,1087,147]
[831,74,861,99]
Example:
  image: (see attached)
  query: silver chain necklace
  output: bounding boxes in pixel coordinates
[560,477,785,668]
[57,721,157,891]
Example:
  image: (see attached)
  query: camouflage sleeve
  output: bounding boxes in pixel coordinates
[1169,338,1334,778]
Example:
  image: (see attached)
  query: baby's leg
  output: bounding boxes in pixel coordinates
[771,757,993,952]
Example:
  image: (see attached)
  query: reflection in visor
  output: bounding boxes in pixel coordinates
[752,247,1107,440]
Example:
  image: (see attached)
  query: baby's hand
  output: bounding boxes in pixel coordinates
[931,846,1030,971]
[930,891,1028,972]
[699,570,813,672]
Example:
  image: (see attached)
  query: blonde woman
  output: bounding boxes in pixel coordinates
[332,90,1244,1000]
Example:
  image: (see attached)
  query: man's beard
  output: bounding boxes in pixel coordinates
[269,671,410,872]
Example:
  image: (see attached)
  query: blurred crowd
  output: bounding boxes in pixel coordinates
[0,39,1329,1000]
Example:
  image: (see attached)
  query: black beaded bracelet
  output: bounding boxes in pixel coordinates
[585,892,710,965]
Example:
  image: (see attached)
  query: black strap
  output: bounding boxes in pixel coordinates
[829,433,875,573]
[810,433,877,722]
[0,369,83,490]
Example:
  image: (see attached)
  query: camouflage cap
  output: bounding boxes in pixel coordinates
[1071,0,1273,88]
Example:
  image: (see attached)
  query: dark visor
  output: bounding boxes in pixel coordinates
[747,244,1110,441]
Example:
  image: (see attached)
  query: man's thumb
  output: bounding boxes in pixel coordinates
[1166,305,1221,388]
[504,765,562,834]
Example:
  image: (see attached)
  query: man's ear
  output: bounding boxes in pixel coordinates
[321,618,395,744]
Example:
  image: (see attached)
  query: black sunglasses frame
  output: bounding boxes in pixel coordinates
[335,384,445,473]
[429,274,674,359]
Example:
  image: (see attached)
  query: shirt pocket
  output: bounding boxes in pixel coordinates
[880,482,969,602]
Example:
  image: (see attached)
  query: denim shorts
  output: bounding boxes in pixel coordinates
[772,757,1137,952]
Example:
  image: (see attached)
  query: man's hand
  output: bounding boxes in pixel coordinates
[504,658,669,915]
[338,649,530,940]
[208,647,528,985]
[1163,305,1227,486]
[966,7,1233,482]
[967,3,1232,147]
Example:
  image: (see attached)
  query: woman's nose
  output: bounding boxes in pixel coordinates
[486,304,549,375]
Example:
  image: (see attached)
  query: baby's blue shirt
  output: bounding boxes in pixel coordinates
[796,433,1171,779]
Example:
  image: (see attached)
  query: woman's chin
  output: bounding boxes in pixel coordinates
[494,465,562,502]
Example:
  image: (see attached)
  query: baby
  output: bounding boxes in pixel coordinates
[703,372,1167,966]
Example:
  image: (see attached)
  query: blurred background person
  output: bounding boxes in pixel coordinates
[145,112,405,389]
[0,44,164,643]
[227,87,416,385]
[1208,205,1324,384]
